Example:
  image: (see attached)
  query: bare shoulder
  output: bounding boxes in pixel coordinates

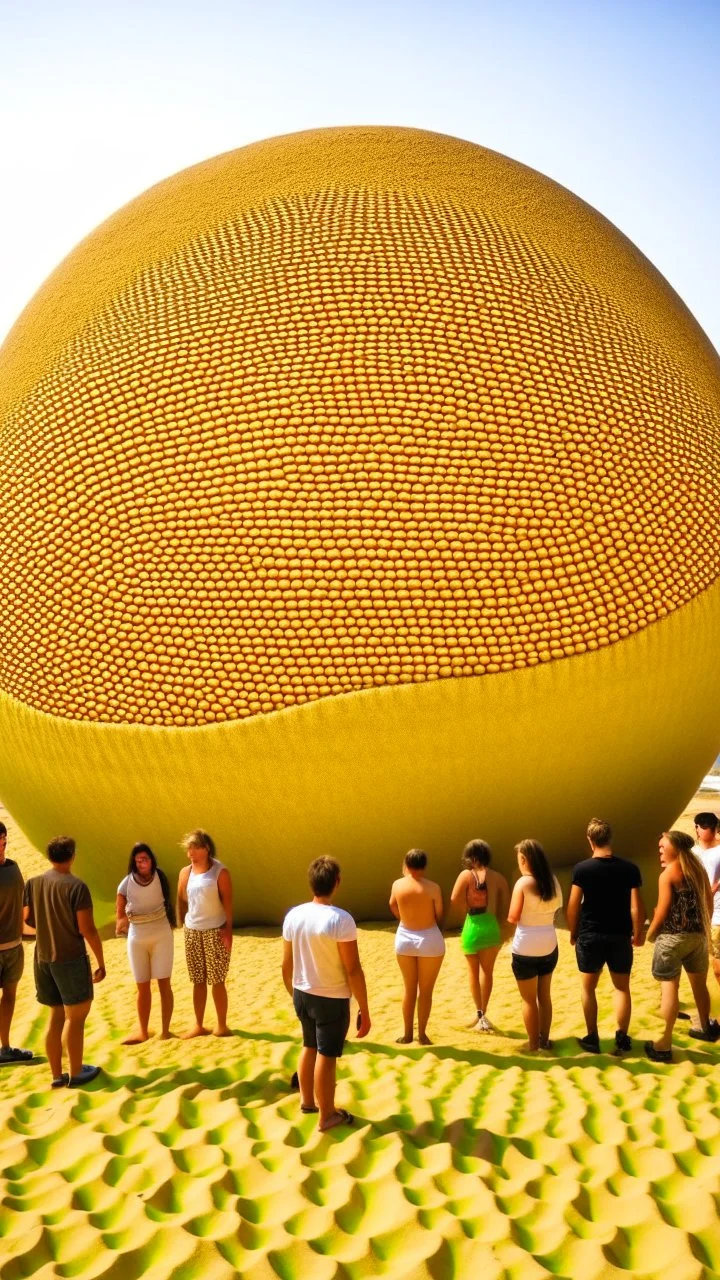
[177,865,191,887]
[489,867,510,888]
[424,877,442,894]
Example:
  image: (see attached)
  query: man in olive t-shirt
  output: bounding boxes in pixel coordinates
[0,822,33,1064]
[23,836,106,1088]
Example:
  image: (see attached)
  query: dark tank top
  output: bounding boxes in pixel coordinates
[660,878,703,935]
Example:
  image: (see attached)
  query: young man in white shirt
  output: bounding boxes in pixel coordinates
[282,857,371,1132]
[693,812,720,997]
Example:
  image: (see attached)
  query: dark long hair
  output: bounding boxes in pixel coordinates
[127,842,176,927]
[515,839,556,902]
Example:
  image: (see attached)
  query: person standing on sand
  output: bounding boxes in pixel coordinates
[116,843,176,1044]
[645,829,718,1062]
[22,837,105,1088]
[282,857,370,1132]
[389,849,445,1045]
[508,840,563,1052]
[177,830,233,1039]
[0,822,33,1065]
[450,840,510,1032]
[692,812,720,998]
[566,818,645,1056]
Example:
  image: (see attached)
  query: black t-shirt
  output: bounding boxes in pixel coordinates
[572,855,642,937]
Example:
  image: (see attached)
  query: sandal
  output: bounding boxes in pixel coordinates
[51,1073,69,1089]
[319,1109,355,1132]
[300,1104,319,1114]
[0,1047,34,1064]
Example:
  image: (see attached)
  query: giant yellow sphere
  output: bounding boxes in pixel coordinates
[1,127,719,920]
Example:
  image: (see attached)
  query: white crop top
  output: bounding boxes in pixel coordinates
[511,875,563,957]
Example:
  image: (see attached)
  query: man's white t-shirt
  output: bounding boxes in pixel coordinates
[282,901,357,998]
[693,845,720,926]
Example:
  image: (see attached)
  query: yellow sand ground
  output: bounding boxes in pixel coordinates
[1,796,719,1279]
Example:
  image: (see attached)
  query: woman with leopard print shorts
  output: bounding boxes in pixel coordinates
[177,830,233,1037]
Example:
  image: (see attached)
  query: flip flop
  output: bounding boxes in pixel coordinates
[51,1073,69,1089]
[67,1064,101,1088]
[319,1109,355,1132]
[300,1104,319,1113]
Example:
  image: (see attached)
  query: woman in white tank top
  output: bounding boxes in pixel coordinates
[507,839,563,1052]
[177,829,233,1038]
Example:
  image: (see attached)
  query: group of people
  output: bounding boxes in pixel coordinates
[0,826,233,1086]
[0,812,718,1114]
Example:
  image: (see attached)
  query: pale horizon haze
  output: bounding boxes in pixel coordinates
[1,0,718,353]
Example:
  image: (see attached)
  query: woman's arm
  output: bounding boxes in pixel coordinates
[645,869,673,943]
[507,880,524,926]
[449,871,469,910]
[176,867,190,927]
[433,881,444,926]
[217,868,233,953]
[115,893,129,936]
[389,882,400,920]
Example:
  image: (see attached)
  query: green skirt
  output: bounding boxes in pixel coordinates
[461,912,501,954]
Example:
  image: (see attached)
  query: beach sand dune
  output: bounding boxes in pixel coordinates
[1,799,719,1279]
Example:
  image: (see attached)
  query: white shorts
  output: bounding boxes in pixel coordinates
[395,923,446,959]
[127,921,174,982]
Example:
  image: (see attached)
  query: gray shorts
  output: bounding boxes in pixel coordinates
[652,932,708,981]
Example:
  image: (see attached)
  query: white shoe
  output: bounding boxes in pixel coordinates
[474,1013,494,1033]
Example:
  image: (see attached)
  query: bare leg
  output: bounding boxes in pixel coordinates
[298,1045,317,1110]
[687,968,712,1029]
[654,978,679,1051]
[182,983,211,1037]
[537,972,553,1044]
[46,1005,65,1079]
[609,970,631,1034]
[464,953,482,1017]
[417,955,444,1044]
[711,957,720,997]
[123,981,152,1044]
[580,971,601,1035]
[157,978,174,1038]
[63,1000,92,1078]
[315,1053,338,1127]
[0,983,18,1048]
[479,946,501,1017]
[515,975,540,1050]
[211,982,231,1035]
[396,954,418,1042]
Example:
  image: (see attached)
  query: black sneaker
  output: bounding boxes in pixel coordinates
[614,1031,632,1055]
[577,1032,601,1054]
[688,1020,720,1042]
[645,1041,672,1064]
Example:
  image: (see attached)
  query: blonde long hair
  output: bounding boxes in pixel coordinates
[666,829,711,937]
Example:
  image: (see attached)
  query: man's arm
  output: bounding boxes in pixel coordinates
[337,939,371,1037]
[389,883,400,920]
[630,886,646,946]
[176,867,190,926]
[645,871,672,943]
[76,907,106,981]
[565,884,583,943]
[281,939,294,996]
[217,868,233,953]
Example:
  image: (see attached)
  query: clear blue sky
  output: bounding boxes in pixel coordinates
[1,0,718,351]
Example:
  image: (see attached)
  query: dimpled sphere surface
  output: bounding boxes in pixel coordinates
[1,127,719,920]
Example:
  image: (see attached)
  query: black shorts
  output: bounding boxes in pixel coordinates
[576,933,633,975]
[34,951,94,1007]
[293,989,350,1058]
[511,947,558,981]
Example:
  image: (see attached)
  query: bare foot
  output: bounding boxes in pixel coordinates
[396,1034,413,1044]
[159,1031,175,1040]
[181,1025,211,1039]
[122,1030,152,1045]
[213,1026,233,1037]
[417,1034,432,1046]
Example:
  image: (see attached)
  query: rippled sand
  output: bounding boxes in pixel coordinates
[1,799,719,1279]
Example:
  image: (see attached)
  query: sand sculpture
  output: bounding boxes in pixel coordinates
[0,127,719,921]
